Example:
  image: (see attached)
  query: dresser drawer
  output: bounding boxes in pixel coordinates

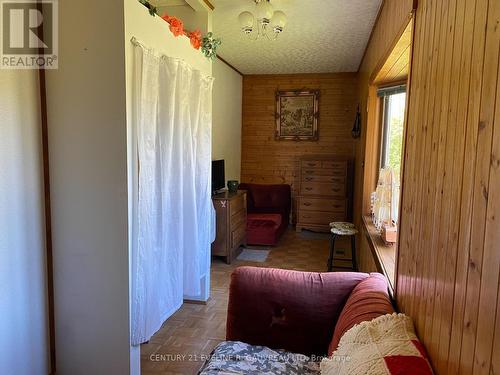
[231,223,246,248]
[298,197,346,213]
[298,211,345,225]
[231,209,246,230]
[302,175,346,184]
[302,168,342,177]
[230,193,246,217]
[301,160,321,168]
[301,182,345,196]
[322,161,347,170]
[301,168,334,177]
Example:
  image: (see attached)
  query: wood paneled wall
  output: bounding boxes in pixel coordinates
[241,74,358,220]
[397,0,500,373]
[354,0,415,274]
[353,0,415,229]
[355,0,500,372]
[373,20,413,85]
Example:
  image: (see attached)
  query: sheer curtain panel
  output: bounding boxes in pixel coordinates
[130,40,215,345]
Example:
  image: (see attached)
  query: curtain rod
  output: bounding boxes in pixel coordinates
[129,36,215,82]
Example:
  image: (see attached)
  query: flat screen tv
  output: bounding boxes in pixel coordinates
[212,159,225,194]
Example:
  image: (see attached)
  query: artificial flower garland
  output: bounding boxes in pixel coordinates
[138,0,221,60]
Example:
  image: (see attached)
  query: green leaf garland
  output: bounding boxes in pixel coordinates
[201,32,222,60]
[138,0,157,17]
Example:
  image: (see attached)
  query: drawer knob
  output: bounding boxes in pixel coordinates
[303,202,312,206]
[307,162,316,166]
[306,170,313,174]
[305,177,313,181]
[305,187,313,191]
[332,188,340,192]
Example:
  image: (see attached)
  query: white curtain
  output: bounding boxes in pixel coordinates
[130,39,215,345]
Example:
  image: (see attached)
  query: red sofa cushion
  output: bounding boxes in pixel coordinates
[226,266,370,355]
[246,214,283,245]
[247,213,282,229]
[239,183,291,245]
[328,272,394,355]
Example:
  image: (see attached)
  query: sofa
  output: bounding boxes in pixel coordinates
[199,267,396,374]
[238,183,291,245]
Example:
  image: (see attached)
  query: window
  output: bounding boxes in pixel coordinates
[378,85,406,224]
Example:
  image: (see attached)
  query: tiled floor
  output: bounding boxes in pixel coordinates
[140,228,352,374]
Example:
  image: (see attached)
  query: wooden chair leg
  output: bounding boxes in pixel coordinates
[351,235,358,271]
[328,234,337,272]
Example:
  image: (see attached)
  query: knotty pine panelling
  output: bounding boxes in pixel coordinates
[241,74,358,221]
[397,0,500,373]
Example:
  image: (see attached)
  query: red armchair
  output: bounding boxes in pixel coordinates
[238,183,291,245]
[226,266,394,356]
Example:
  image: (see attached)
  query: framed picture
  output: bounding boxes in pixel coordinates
[275,90,319,141]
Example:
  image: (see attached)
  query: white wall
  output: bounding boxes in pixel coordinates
[45,0,132,373]
[0,70,49,374]
[124,0,212,76]
[212,58,242,183]
[158,5,211,34]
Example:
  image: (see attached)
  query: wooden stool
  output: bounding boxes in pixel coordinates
[328,222,358,272]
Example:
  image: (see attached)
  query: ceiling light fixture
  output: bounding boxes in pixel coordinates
[238,0,287,41]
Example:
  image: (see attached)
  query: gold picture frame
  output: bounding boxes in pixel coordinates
[275,90,319,141]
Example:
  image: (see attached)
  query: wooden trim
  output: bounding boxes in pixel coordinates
[361,85,382,216]
[362,216,396,298]
[243,72,358,80]
[369,14,414,84]
[185,0,214,11]
[361,14,416,300]
[377,79,408,89]
[183,298,208,305]
[36,1,55,372]
[217,55,243,76]
[357,0,386,73]
[394,12,415,300]
[38,68,56,375]
[202,0,214,10]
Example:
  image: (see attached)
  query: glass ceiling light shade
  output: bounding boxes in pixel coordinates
[255,0,274,24]
[238,11,254,33]
[271,10,286,33]
[239,0,286,41]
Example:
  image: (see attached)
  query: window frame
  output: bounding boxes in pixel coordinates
[376,86,407,226]
[377,84,407,174]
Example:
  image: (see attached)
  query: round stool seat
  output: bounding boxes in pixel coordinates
[329,222,358,236]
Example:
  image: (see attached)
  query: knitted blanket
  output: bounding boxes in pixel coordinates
[321,313,433,375]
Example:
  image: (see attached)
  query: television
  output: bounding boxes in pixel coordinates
[212,159,225,194]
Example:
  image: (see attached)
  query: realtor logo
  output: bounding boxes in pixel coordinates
[1,0,58,69]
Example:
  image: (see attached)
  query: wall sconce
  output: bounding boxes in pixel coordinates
[352,104,361,139]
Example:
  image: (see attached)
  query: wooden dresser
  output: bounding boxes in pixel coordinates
[211,191,247,264]
[296,156,353,232]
